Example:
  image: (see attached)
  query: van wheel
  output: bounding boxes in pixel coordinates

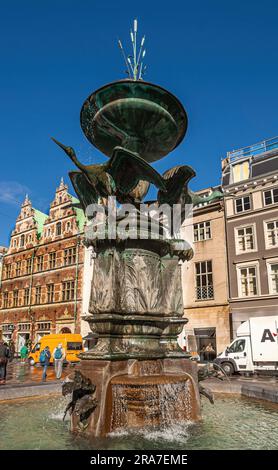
[221,362,234,376]
[28,358,35,366]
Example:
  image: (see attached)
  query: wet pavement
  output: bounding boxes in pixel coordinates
[3,360,77,386]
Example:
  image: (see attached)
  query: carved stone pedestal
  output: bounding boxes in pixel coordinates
[69,240,200,437]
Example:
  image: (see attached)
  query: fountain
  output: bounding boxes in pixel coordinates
[53,20,223,437]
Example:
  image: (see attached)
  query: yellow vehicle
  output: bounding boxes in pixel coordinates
[28,333,83,366]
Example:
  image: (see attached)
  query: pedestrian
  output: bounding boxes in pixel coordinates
[8,340,15,362]
[205,343,216,362]
[20,343,29,363]
[0,339,10,385]
[40,346,51,382]
[52,343,65,379]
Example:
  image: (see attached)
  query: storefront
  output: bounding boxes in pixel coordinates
[17,323,31,351]
[194,327,217,362]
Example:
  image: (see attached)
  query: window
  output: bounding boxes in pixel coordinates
[235,196,251,213]
[26,257,32,274]
[45,227,51,238]
[24,288,30,306]
[13,290,19,307]
[37,322,51,331]
[37,255,43,272]
[267,263,278,294]
[35,286,41,304]
[195,261,214,300]
[67,342,82,351]
[265,220,278,248]
[18,323,30,331]
[56,222,62,236]
[16,261,21,276]
[3,292,8,309]
[20,234,25,247]
[47,284,54,303]
[5,264,12,279]
[228,339,246,353]
[194,222,211,242]
[264,188,278,206]
[238,266,258,297]
[232,161,250,183]
[236,226,255,253]
[64,247,77,266]
[49,252,56,269]
[62,280,75,301]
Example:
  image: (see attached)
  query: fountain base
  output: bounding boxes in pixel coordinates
[70,358,201,437]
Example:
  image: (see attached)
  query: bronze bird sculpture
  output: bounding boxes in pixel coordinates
[51,138,167,209]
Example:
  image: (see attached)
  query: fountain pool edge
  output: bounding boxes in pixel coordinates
[0,382,62,401]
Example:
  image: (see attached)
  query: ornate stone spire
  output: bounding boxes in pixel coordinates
[22,194,31,207]
[57,177,68,192]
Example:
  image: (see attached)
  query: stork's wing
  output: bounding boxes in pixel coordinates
[158,165,196,205]
[69,171,99,212]
[106,146,166,195]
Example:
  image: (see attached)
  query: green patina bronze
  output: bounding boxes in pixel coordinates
[52,76,223,363]
[80,80,187,162]
[52,80,223,211]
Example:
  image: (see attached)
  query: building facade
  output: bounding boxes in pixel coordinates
[222,136,278,337]
[0,179,85,351]
[0,246,7,285]
[181,187,230,357]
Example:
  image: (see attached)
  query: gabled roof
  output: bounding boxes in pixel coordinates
[69,195,86,232]
[33,209,48,238]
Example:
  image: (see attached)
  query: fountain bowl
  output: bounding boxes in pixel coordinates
[80,79,188,162]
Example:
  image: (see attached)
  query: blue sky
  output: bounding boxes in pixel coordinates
[0,0,278,245]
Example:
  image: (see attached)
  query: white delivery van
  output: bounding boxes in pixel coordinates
[214,315,278,375]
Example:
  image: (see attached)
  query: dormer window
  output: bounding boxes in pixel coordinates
[56,222,62,236]
[232,160,250,183]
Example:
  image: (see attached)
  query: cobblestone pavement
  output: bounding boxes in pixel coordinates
[2,360,77,386]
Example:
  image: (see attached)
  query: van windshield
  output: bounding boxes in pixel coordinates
[32,343,41,353]
[229,339,246,353]
[67,342,82,351]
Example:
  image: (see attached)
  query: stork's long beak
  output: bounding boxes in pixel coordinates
[51,137,69,153]
[51,137,86,174]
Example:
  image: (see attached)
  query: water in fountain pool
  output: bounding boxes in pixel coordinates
[0,395,278,450]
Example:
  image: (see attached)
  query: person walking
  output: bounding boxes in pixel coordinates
[20,344,29,363]
[8,340,15,362]
[0,340,10,385]
[52,343,65,379]
[40,346,51,382]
